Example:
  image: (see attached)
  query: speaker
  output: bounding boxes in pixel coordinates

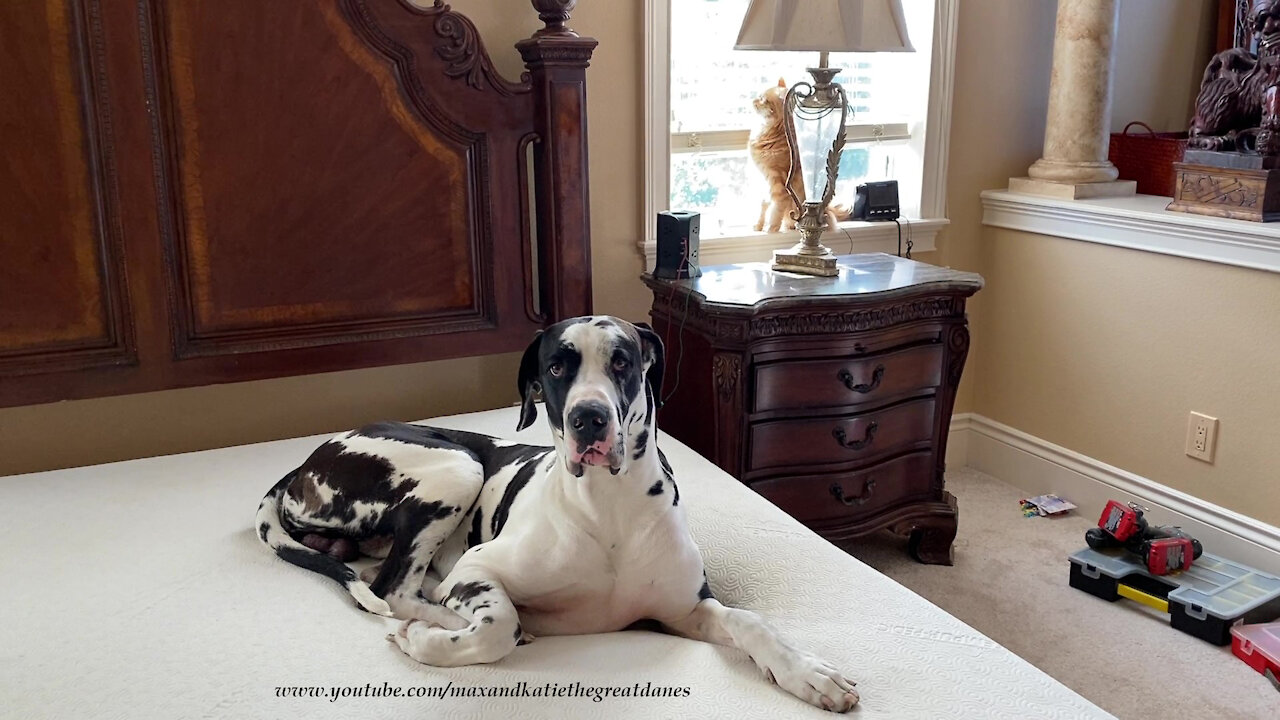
[654,211,701,279]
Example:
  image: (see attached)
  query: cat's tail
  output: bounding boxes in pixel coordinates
[828,203,851,227]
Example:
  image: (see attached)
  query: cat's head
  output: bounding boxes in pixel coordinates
[751,78,788,119]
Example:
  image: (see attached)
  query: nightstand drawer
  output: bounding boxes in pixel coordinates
[748,397,936,472]
[751,451,934,523]
[753,344,944,413]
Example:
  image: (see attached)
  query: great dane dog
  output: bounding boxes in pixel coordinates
[256,316,859,712]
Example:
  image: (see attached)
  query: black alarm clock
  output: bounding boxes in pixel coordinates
[852,180,900,221]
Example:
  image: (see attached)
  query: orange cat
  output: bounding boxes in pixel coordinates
[749,79,804,232]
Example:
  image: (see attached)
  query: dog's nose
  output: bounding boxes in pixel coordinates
[568,402,610,439]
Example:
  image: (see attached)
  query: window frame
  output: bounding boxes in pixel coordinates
[642,0,958,269]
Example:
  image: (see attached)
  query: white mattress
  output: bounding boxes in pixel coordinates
[0,406,1110,719]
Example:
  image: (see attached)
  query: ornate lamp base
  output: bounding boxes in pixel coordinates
[771,201,840,276]
[771,246,838,276]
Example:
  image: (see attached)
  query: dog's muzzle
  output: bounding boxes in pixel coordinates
[566,401,622,474]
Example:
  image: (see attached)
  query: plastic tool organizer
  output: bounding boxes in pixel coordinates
[1069,547,1280,645]
[1231,622,1280,690]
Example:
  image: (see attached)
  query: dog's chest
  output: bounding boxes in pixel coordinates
[505,517,703,635]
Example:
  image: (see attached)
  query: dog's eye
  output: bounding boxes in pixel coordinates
[612,358,630,372]
[548,362,564,378]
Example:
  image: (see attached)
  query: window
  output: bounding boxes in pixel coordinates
[645,0,956,264]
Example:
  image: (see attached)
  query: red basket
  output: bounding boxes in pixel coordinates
[1108,121,1188,197]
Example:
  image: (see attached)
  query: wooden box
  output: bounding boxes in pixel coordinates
[1167,162,1280,222]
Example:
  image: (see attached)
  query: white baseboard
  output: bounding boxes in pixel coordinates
[946,413,1280,575]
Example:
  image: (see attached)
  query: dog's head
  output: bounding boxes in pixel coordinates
[516,316,665,477]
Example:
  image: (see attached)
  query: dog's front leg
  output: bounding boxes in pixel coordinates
[663,598,859,713]
[390,571,521,667]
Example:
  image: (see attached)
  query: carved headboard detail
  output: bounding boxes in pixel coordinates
[0,0,596,407]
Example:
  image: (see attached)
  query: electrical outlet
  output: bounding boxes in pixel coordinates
[1185,412,1218,463]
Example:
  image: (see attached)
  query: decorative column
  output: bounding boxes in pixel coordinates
[1009,0,1136,199]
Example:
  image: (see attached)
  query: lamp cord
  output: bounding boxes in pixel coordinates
[892,218,913,259]
[660,246,695,410]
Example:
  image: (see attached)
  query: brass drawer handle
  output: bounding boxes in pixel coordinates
[830,478,877,506]
[832,422,878,450]
[837,365,884,394]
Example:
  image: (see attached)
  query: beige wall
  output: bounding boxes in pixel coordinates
[941,1,1280,524]
[0,0,647,476]
[1111,0,1217,133]
[973,232,1280,525]
[941,0,1059,414]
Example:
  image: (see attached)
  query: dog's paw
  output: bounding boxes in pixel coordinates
[392,619,470,667]
[391,619,436,659]
[766,651,859,713]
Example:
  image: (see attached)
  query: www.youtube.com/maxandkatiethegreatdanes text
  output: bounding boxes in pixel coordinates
[275,681,693,704]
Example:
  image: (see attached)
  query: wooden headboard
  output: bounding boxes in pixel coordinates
[0,0,595,407]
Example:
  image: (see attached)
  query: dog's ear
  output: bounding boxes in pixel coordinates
[634,322,666,408]
[516,330,544,431]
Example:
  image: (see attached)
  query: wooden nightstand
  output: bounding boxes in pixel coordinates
[643,253,983,564]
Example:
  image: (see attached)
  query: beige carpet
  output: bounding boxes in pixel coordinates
[842,468,1278,720]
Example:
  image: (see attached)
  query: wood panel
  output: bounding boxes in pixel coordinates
[143,0,489,357]
[0,0,134,374]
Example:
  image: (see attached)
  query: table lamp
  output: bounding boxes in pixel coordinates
[735,0,914,276]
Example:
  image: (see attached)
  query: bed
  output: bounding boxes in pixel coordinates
[0,406,1111,719]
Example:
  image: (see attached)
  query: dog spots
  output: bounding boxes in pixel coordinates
[482,616,494,624]
[367,500,459,598]
[446,581,493,606]
[450,635,459,643]
[298,475,324,513]
[257,522,270,543]
[490,457,542,538]
[467,508,484,548]
[698,578,714,600]
[656,449,679,506]
[633,429,649,460]
[351,423,482,462]
[427,428,549,478]
[289,442,408,526]
[647,479,664,496]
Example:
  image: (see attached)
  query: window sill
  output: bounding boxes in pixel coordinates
[639,217,948,269]
[981,190,1280,274]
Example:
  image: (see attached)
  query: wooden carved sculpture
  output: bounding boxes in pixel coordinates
[1189,0,1280,154]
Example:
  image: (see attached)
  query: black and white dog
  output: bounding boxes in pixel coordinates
[256,316,859,712]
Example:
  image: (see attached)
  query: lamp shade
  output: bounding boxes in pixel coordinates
[734,0,914,53]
